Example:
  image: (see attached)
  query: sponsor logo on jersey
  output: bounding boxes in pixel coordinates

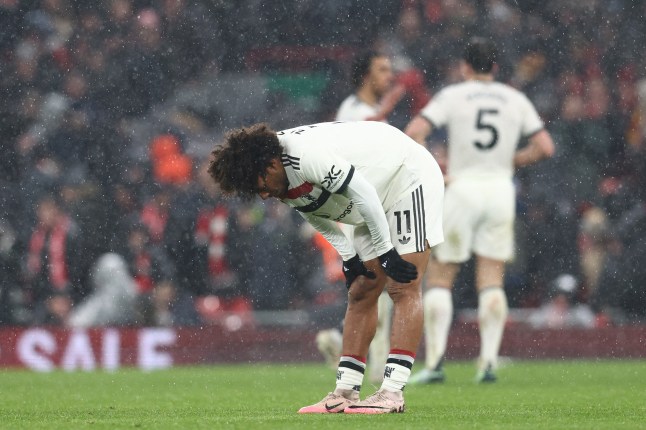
[334,201,354,222]
[398,236,410,245]
[321,165,343,189]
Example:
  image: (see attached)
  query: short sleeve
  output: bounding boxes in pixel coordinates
[519,93,544,137]
[299,146,355,194]
[420,88,449,128]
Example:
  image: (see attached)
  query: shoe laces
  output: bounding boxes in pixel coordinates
[326,392,357,403]
[362,391,391,405]
[333,389,361,401]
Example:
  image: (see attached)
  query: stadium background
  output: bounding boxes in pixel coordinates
[0,0,645,370]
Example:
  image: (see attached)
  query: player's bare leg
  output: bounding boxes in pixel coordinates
[383,248,430,360]
[475,255,508,382]
[367,292,392,384]
[409,256,458,384]
[346,247,430,414]
[341,268,387,361]
[298,272,384,413]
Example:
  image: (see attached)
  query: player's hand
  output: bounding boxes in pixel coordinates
[378,248,418,283]
[343,255,376,289]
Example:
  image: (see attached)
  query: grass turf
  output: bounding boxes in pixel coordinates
[1,360,645,429]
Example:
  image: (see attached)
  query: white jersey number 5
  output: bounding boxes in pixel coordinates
[474,108,499,150]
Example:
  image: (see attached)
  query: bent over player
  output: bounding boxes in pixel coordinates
[208,121,444,414]
[315,50,402,384]
[405,37,555,383]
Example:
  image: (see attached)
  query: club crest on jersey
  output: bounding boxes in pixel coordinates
[286,181,313,199]
[321,165,343,189]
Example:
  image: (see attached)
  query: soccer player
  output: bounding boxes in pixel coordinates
[405,37,555,383]
[315,51,404,384]
[335,50,404,122]
[208,120,444,414]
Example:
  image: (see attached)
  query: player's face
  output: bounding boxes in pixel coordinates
[256,159,288,200]
[367,57,394,97]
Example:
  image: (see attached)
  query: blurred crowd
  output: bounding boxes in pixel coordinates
[0,0,645,328]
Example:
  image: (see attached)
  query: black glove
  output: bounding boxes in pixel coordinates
[378,248,418,283]
[343,255,376,289]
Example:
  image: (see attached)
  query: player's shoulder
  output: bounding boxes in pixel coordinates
[336,94,377,121]
[277,122,341,149]
[278,122,333,135]
[276,128,312,171]
[277,124,312,152]
[435,82,462,97]
[432,81,475,102]
[422,85,454,111]
[338,94,360,107]
[472,81,535,106]
[336,94,353,112]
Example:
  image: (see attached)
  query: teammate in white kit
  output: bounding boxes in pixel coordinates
[316,51,404,384]
[208,120,444,413]
[336,50,404,122]
[405,37,555,383]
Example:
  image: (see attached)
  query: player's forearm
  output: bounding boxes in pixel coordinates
[342,173,393,257]
[299,213,356,260]
[514,129,555,168]
[514,146,542,168]
[404,116,432,145]
[368,83,406,121]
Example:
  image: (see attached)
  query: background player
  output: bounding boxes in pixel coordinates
[336,50,405,122]
[208,121,444,413]
[405,37,555,383]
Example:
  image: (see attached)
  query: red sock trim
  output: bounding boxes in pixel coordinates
[345,354,366,363]
[389,349,416,359]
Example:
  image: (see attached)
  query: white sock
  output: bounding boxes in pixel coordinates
[368,293,392,381]
[478,287,508,370]
[381,350,414,392]
[423,287,453,369]
[335,355,366,392]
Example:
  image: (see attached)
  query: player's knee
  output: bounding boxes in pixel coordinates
[347,277,382,305]
[386,278,423,304]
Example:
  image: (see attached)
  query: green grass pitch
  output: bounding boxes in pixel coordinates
[2,360,645,429]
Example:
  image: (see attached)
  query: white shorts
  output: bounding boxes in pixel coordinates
[347,172,444,261]
[434,177,515,263]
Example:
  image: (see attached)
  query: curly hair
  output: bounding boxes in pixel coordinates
[207,123,282,200]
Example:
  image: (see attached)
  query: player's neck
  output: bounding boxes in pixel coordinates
[356,86,379,107]
[468,73,494,82]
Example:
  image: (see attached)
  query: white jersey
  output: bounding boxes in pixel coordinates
[335,94,380,121]
[277,121,442,258]
[420,80,543,180]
